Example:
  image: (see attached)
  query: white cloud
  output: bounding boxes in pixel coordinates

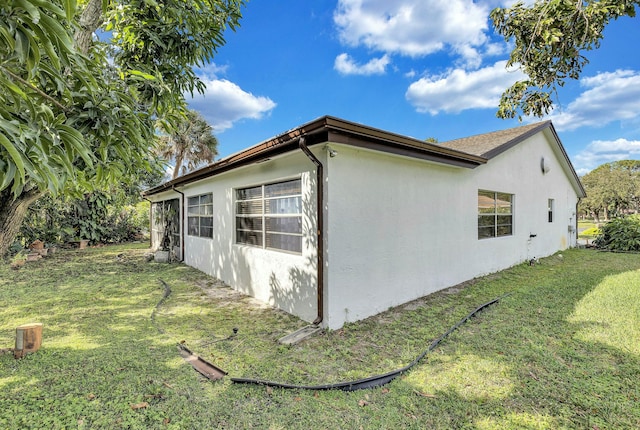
[549,70,640,132]
[405,61,526,114]
[197,62,229,79]
[334,53,391,75]
[334,0,490,65]
[187,78,276,132]
[574,138,640,174]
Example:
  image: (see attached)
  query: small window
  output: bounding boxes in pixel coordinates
[548,199,554,223]
[187,193,213,238]
[236,179,302,253]
[478,190,513,239]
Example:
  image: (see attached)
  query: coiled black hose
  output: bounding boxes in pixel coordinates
[231,294,509,391]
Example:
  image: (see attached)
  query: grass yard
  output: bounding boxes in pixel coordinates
[1,244,640,429]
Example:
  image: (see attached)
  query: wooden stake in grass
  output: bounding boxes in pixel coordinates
[14,323,43,359]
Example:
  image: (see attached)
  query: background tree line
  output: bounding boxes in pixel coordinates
[579,160,640,223]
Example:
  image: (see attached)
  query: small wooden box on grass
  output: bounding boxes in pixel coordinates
[14,323,43,359]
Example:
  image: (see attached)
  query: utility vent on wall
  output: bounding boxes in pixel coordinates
[540,157,551,174]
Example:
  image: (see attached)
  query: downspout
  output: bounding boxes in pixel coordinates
[172,186,185,263]
[299,137,324,325]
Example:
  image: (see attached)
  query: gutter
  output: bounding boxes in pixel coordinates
[299,136,324,325]
[143,116,485,198]
[172,186,185,262]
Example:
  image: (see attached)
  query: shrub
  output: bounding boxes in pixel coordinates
[593,215,640,251]
[19,194,149,246]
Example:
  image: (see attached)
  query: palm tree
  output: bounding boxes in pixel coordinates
[157,110,218,179]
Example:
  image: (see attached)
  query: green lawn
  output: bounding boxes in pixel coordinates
[1,244,639,429]
[578,220,597,230]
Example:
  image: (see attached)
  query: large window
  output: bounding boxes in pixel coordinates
[478,190,513,239]
[187,193,213,238]
[236,178,302,253]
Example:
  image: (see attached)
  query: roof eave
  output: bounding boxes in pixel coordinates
[142,116,487,197]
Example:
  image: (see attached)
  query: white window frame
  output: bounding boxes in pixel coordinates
[478,190,514,239]
[187,193,213,238]
[235,178,303,253]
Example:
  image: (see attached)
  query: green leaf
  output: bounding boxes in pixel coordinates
[38,12,74,54]
[58,124,94,168]
[0,161,17,191]
[63,0,77,22]
[128,69,157,80]
[15,0,41,24]
[27,22,61,70]
[0,25,16,52]
[14,29,30,64]
[0,131,25,191]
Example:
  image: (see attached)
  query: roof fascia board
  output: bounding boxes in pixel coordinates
[324,116,486,166]
[143,116,487,197]
[143,129,327,196]
[327,131,483,168]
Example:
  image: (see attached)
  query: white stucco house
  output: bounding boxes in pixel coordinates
[143,116,586,329]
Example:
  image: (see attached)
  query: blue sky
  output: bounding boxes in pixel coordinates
[186,0,640,175]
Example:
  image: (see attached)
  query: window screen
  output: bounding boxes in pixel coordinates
[236,179,302,253]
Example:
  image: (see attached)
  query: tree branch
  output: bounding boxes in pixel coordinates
[0,65,68,112]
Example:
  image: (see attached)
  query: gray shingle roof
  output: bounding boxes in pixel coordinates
[440,121,551,159]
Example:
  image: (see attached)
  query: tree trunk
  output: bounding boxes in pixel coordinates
[0,188,43,257]
[173,151,185,179]
[74,0,104,54]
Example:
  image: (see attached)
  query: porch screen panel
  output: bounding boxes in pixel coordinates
[236,178,302,253]
[152,199,181,248]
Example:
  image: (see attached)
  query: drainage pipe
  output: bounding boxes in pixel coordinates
[172,186,185,262]
[299,136,324,325]
[231,294,509,391]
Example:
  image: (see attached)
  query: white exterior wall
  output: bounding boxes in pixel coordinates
[323,131,580,329]
[179,151,319,323]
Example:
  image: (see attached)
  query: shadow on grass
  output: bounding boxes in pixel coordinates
[387,250,640,429]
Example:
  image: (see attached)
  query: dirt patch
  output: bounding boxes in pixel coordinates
[194,278,269,309]
[403,299,426,311]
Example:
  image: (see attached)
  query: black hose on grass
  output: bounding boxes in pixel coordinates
[231,294,510,391]
[151,279,172,334]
